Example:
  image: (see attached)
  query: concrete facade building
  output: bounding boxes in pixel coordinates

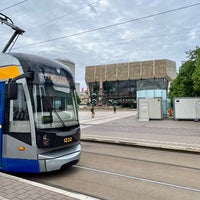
[85,59,176,107]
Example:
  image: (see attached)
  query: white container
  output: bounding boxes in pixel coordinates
[138,98,162,121]
[174,98,200,120]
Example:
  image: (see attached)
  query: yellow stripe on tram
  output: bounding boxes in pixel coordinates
[0,65,20,80]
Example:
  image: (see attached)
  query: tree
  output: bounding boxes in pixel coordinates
[169,46,200,99]
[192,49,200,95]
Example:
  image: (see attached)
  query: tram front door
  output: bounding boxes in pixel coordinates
[0,82,4,167]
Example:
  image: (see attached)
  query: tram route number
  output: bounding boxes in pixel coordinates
[64,137,73,143]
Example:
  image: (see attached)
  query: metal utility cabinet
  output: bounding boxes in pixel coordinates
[174,98,200,120]
[138,98,163,121]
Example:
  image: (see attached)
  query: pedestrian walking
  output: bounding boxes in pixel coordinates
[91,105,95,118]
[113,105,116,113]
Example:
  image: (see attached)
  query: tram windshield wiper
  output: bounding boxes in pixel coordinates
[52,108,66,128]
[45,84,67,128]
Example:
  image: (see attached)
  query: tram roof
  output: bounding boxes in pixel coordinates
[9,53,73,75]
[0,52,73,76]
[0,53,75,84]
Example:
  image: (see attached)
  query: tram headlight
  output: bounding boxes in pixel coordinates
[36,132,57,148]
[43,134,50,146]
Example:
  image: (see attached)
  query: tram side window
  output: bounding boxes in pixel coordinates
[12,84,29,121]
[9,84,31,145]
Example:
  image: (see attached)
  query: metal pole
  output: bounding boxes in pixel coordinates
[1,13,25,53]
[2,31,18,53]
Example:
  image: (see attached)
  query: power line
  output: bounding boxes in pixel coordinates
[27,0,101,32]
[0,0,100,46]
[0,0,29,12]
[20,30,196,49]
[14,2,200,50]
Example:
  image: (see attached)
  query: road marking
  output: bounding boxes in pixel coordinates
[80,112,135,125]
[75,166,200,193]
[0,197,9,200]
[80,112,135,129]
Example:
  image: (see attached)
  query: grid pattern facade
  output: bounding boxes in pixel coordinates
[85,59,176,107]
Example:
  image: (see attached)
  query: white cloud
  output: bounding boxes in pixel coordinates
[1,0,200,89]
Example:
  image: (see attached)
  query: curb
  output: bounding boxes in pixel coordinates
[81,137,200,153]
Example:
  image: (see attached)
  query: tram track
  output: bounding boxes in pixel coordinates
[74,165,200,193]
[16,142,200,200]
[81,141,200,170]
[81,150,200,171]
[79,142,200,194]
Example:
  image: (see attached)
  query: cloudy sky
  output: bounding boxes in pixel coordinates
[0,0,200,90]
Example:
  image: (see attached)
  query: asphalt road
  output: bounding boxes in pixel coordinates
[18,141,200,200]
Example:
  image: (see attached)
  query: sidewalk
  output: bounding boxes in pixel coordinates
[79,110,200,153]
[0,172,99,200]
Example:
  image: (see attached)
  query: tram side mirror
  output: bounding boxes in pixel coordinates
[8,81,18,100]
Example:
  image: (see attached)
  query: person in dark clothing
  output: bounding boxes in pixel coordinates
[113,105,116,113]
[91,105,95,118]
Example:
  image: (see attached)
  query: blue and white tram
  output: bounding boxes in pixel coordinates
[0,53,81,173]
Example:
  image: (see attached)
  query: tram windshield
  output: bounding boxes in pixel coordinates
[33,80,78,129]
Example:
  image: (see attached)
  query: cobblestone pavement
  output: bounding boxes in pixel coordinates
[0,172,99,200]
